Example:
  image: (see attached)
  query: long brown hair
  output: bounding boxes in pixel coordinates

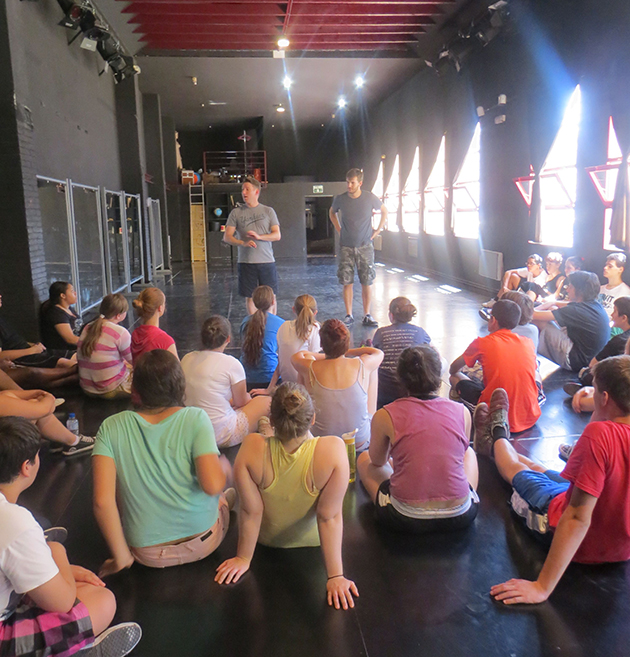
[294,294,317,342]
[132,287,165,323]
[242,286,275,365]
[81,293,128,358]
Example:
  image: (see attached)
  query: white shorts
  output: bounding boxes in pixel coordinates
[214,410,249,448]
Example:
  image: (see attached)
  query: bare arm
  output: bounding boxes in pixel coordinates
[449,354,467,376]
[346,346,384,372]
[223,225,256,249]
[93,455,135,577]
[532,309,556,324]
[0,390,55,419]
[246,225,281,242]
[368,409,393,467]
[371,204,388,239]
[316,436,358,610]
[54,323,79,346]
[195,453,228,496]
[291,350,326,378]
[167,343,179,360]
[27,542,76,614]
[0,343,45,361]
[215,435,265,584]
[231,378,252,408]
[329,207,341,234]
[251,366,279,397]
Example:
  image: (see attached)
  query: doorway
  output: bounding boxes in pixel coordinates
[305,196,334,255]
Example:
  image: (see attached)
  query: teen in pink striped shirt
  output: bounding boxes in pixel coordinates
[78,295,132,399]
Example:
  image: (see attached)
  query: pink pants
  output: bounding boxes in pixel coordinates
[131,495,229,568]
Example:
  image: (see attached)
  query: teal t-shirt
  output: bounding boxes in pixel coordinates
[93,407,220,548]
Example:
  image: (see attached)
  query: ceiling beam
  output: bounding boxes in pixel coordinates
[130,15,432,27]
[133,24,425,35]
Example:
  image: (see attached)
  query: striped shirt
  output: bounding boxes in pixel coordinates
[78,321,132,394]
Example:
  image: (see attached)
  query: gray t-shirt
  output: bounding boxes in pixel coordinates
[331,191,382,247]
[226,203,280,264]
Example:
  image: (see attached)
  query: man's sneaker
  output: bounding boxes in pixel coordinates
[86,622,142,657]
[473,402,492,456]
[478,308,492,322]
[563,382,583,398]
[343,314,354,325]
[61,435,96,457]
[44,527,68,544]
[559,443,574,462]
[489,388,510,441]
[362,314,378,327]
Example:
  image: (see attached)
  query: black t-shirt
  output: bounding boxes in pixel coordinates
[552,301,611,371]
[596,328,630,361]
[41,305,81,350]
[0,317,30,351]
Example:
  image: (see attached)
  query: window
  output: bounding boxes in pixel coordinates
[402,147,421,234]
[371,160,384,230]
[423,136,446,236]
[383,155,400,232]
[537,85,581,247]
[452,123,481,239]
[587,117,624,250]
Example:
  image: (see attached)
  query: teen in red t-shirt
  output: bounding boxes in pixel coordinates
[483,356,630,605]
[450,299,540,432]
[130,288,178,364]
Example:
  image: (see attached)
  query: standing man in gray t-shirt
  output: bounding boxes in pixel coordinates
[224,176,281,314]
[329,168,388,327]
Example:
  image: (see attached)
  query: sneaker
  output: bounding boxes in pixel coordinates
[559,443,574,462]
[478,308,492,322]
[54,398,65,408]
[481,299,496,309]
[563,382,583,397]
[61,435,96,457]
[473,402,492,456]
[86,622,142,657]
[43,527,68,544]
[362,314,378,327]
[489,388,510,441]
[343,314,354,325]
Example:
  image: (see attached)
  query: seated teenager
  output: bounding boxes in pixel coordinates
[372,297,431,408]
[182,316,271,448]
[502,291,538,350]
[536,255,584,310]
[539,252,566,301]
[0,292,76,373]
[214,382,358,610]
[477,358,630,605]
[358,345,479,533]
[533,271,610,372]
[450,299,540,433]
[0,417,142,657]
[598,252,630,322]
[481,254,547,311]
[0,389,95,457]
[40,282,82,351]
[240,286,284,390]
[77,294,132,399]
[292,319,383,454]
[93,349,233,574]
[130,287,178,363]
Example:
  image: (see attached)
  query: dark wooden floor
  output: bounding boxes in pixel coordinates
[20,258,630,657]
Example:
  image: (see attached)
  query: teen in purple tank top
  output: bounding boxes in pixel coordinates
[358,345,479,534]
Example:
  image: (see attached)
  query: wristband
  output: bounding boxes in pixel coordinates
[327,574,344,580]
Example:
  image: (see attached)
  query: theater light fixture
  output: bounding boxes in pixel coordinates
[276,104,286,113]
[58,3,86,29]
[337,97,347,109]
[354,76,365,89]
[282,76,292,90]
[277,36,290,48]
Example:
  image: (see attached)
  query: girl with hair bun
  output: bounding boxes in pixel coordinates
[215,382,359,611]
[130,287,178,363]
[182,316,271,447]
[292,318,383,453]
[372,297,431,407]
[77,294,132,398]
[358,344,479,534]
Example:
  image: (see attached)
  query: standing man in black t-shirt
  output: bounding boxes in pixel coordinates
[329,168,388,327]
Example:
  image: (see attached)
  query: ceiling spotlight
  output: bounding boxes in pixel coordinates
[207,100,227,106]
[355,76,365,88]
[192,76,198,86]
[337,97,347,109]
[276,105,286,113]
[58,3,86,29]
[277,36,290,48]
[105,53,140,83]
[282,76,292,90]
[201,103,205,107]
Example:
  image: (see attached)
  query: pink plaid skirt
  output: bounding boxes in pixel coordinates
[0,599,93,657]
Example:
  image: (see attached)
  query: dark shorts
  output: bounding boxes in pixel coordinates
[14,349,74,369]
[374,479,478,534]
[238,263,278,298]
[337,244,376,286]
[0,599,94,656]
[456,379,483,407]
[511,469,569,514]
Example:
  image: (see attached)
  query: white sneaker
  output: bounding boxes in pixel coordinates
[559,443,574,462]
[86,622,142,657]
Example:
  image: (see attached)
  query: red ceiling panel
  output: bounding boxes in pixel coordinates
[118,0,455,54]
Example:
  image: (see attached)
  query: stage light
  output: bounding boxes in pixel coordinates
[192,77,198,86]
[276,105,286,113]
[105,53,141,83]
[338,97,347,109]
[58,3,85,29]
[355,76,365,88]
[277,36,290,48]
[282,76,292,89]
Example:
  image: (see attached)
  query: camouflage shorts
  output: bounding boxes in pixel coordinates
[337,244,376,286]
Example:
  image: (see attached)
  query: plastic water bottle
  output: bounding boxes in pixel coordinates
[342,429,358,483]
[66,413,79,436]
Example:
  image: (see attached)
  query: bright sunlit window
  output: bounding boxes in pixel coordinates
[402,147,421,234]
[452,123,481,239]
[371,160,384,231]
[599,118,623,250]
[538,85,581,248]
[383,155,400,232]
[423,136,446,236]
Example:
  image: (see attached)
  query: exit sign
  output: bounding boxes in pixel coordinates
[312,185,324,194]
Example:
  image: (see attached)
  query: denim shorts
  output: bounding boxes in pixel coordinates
[511,469,570,514]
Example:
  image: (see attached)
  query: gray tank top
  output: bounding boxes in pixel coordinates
[308,359,371,451]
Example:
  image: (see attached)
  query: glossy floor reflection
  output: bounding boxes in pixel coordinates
[20,259,630,657]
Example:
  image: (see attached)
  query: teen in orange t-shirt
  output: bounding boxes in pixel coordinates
[449,299,540,433]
